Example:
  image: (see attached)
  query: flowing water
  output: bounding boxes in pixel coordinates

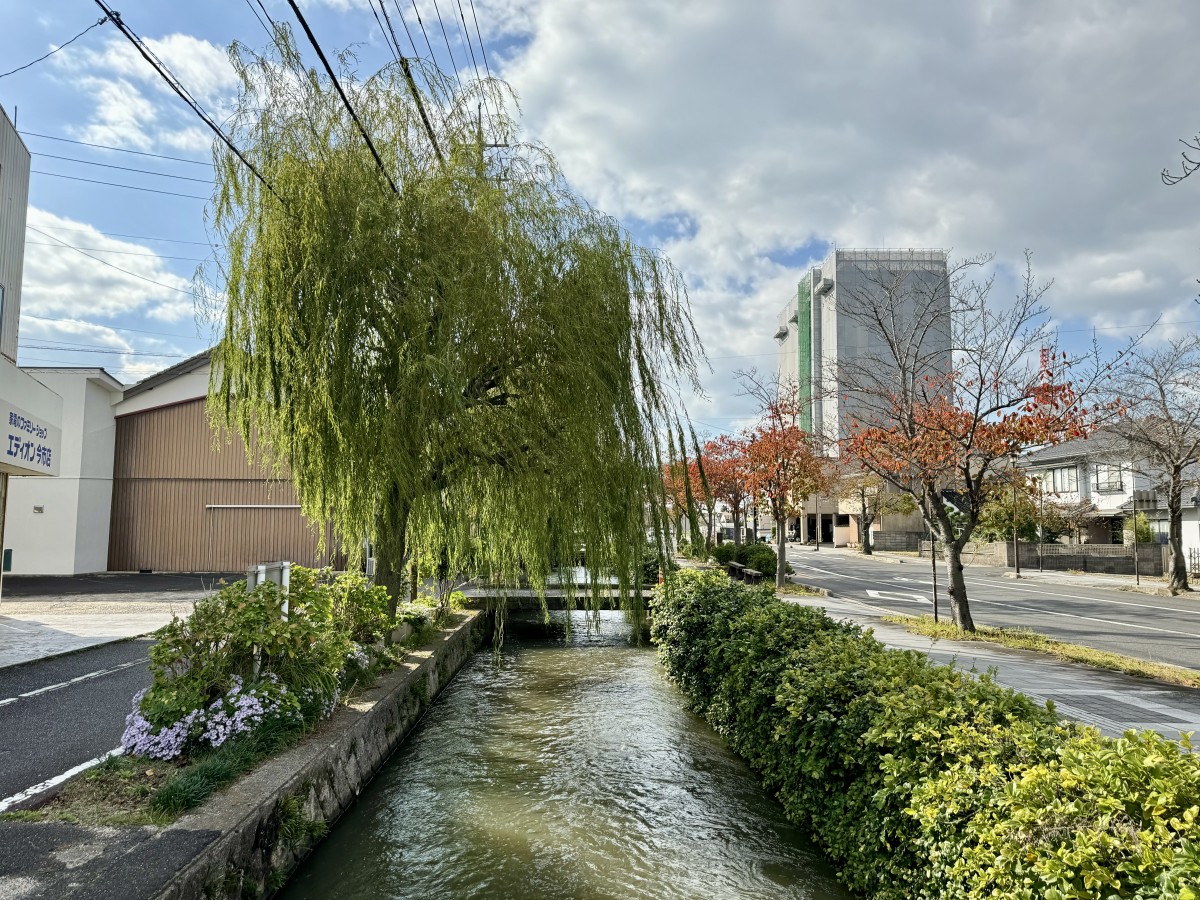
[281,611,851,900]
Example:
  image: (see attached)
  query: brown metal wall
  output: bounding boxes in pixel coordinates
[108,399,335,572]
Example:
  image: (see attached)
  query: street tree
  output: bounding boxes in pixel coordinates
[1046,497,1097,544]
[205,31,701,612]
[832,465,917,555]
[742,385,828,587]
[839,254,1121,630]
[1108,335,1200,592]
[704,434,750,545]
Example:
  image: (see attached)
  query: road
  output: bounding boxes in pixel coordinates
[0,639,152,810]
[786,548,1200,671]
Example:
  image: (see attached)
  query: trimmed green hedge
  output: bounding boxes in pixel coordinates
[651,568,1200,899]
[709,541,780,576]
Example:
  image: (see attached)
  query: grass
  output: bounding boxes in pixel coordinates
[0,755,175,827]
[883,613,1200,689]
[777,581,822,597]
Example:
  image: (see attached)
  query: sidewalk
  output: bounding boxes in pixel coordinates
[785,590,1200,740]
[802,543,1183,594]
[0,573,224,669]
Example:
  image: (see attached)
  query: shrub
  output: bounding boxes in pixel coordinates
[652,568,1200,899]
[709,543,738,565]
[736,542,778,575]
[125,566,403,762]
[675,538,693,558]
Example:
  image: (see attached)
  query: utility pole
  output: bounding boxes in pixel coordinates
[1012,473,1021,578]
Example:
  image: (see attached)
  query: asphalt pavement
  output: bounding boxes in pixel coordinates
[0,639,152,809]
[787,547,1200,671]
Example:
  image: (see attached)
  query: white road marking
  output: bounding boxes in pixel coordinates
[962,577,1200,617]
[0,657,148,708]
[0,747,124,813]
[866,589,929,604]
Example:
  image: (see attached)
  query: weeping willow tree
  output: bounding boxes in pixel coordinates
[203,30,702,616]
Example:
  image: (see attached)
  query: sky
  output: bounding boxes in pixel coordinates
[1,0,1199,432]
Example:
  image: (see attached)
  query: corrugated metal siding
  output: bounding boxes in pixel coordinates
[109,399,337,572]
[0,107,31,361]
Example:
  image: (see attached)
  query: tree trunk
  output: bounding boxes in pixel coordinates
[928,489,975,631]
[859,490,874,555]
[944,536,975,631]
[775,514,788,587]
[375,489,410,618]
[732,502,743,546]
[705,503,715,551]
[1167,466,1189,593]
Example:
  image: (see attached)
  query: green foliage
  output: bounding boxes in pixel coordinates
[709,543,738,565]
[675,538,695,559]
[1125,511,1155,544]
[652,568,1200,898]
[736,542,778,575]
[143,575,352,729]
[277,794,328,849]
[206,30,700,613]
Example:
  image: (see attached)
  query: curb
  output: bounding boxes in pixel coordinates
[0,632,157,673]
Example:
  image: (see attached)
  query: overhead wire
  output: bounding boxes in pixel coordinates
[32,152,213,183]
[242,0,274,40]
[29,224,210,246]
[466,0,494,86]
[93,1,286,205]
[409,0,439,68]
[428,0,462,86]
[285,0,400,194]
[20,131,210,166]
[453,0,489,120]
[373,0,445,163]
[0,15,110,79]
[26,241,208,262]
[26,225,196,297]
[31,170,209,199]
[21,312,202,340]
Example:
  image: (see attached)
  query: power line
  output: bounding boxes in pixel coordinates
[32,152,213,183]
[392,0,422,58]
[285,0,400,194]
[24,241,207,262]
[21,312,201,340]
[454,0,487,111]
[32,170,210,199]
[20,131,210,166]
[409,0,439,68]
[0,15,109,79]
[20,343,190,357]
[466,0,494,87]
[374,0,445,163]
[429,0,463,85]
[29,224,210,246]
[242,0,274,39]
[26,225,196,297]
[94,1,286,205]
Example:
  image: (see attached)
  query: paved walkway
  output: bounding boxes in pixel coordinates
[0,573,227,669]
[786,590,1200,740]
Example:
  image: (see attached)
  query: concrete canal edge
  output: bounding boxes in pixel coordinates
[154,609,492,900]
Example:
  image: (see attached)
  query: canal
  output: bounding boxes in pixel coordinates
[281,610,850,899]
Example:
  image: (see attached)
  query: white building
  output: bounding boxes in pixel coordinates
[6,369,123,574]
[0,105,63,584]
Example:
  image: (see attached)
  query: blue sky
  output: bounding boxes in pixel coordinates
[2,1,1200,429]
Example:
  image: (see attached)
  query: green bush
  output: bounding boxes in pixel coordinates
[652,568,1200,899]
[675,538,694,558]
[709,543,738,565]
[736,542,778,575]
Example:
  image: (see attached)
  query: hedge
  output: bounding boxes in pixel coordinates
[651,568,1200,899]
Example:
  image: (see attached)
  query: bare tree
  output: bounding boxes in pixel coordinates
[1108,335,1200,593]
[838,252,1125,630]
[830,463,917,555]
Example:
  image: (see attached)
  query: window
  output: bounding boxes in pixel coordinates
[835,514,850,527]
[1094,463,1123,492]
[1040,465,1078,494]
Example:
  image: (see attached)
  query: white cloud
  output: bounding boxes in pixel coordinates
[23,208,200,324]
[460,0,1200,424]
[54,33,237,155]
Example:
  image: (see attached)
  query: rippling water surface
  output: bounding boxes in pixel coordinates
[282,611,850,900]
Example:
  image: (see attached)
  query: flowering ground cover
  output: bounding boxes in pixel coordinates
[6,568,451,826]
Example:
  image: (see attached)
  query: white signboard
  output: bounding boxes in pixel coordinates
[1,399,61,477]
